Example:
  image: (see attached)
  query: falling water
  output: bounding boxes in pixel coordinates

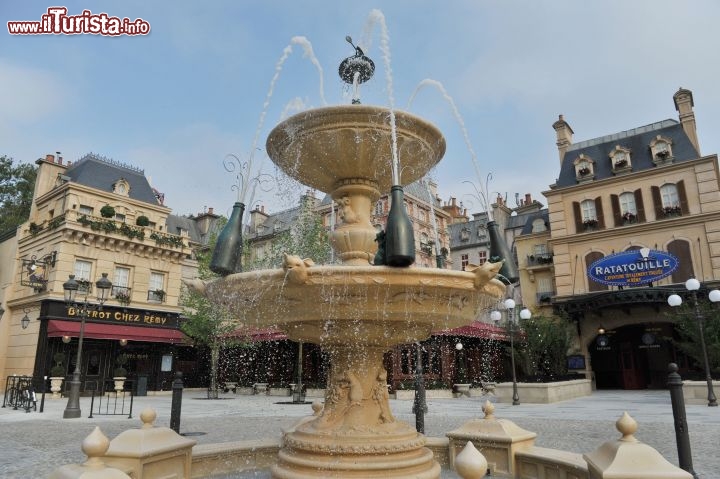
[408,78,494,220]
[290,36,327,107]
[366,9,401,186]
[280,97,308,120]
[234,36,326,208]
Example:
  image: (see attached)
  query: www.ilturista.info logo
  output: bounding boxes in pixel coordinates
[7,7,150,36]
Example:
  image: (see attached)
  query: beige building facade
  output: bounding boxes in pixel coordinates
[542,88,720,388]
[0,153,217,393]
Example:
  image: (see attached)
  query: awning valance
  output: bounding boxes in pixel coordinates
[47,320,186,344]
[434,321,509,341]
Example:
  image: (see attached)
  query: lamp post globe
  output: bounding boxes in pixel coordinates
[519,308,532,320]
[504,298,516,311]
[490,310,502,324]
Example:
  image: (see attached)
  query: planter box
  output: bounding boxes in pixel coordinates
[683,380,720,405]
[494,379,591,404]
[267,387,291,397]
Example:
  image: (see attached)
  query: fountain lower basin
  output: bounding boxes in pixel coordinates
[196,263,503,478]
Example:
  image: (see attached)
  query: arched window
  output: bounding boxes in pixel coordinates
[652,181,687,218]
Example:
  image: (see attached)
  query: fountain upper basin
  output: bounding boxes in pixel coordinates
[201,265,504,347]
[265,105,446,194]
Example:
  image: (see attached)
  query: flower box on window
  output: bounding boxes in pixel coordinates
[582,218,598,231]
[613,159,628,169]
[621,212,637,225]
[578,167,591,176]
[662,205,682,218]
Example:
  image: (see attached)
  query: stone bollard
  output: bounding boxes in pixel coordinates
[170,371,183,433]
[447,400,536,476]
[667,363,697,478]
[583,412,693,479]
[102,408,197,479]
[48,426,132,478]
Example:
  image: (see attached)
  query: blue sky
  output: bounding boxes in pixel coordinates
[3,1,720,218]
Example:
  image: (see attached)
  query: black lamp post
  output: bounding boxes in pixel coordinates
[62,273,112,418]
[667,278,718,407]
[492,299,531,406]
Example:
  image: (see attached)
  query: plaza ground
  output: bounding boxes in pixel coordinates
[1,389,718,478]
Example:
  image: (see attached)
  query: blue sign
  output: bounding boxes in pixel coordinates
[588,249,679,287]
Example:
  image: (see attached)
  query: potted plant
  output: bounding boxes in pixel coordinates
[614,158,628,169]
[152,289,166,302]
[49,352,66,399]
[113,354,128,392]
[100,204,116,218]
[577,166,591,176]
[115,290,131,306]
[136,215,150,227]
[622,211,637,224]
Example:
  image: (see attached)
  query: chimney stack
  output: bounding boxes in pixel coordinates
[673,88,700,154]
[45,154,54,163]
[553,114,574,165]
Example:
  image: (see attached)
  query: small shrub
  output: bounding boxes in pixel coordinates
[100,205,115,218]
[136,215,150,227]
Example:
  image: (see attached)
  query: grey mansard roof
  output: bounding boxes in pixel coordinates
[65,153,161,205]
[554,119,699,188]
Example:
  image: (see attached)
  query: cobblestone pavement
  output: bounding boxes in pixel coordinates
[1,389,717,478]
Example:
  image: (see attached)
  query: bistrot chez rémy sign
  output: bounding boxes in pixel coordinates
[588,248,679,287]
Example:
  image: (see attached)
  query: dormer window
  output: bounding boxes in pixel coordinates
[610,146,632,174]
[113,178,130,197]
[574,154,595,182]
[460,228,470,242]
[650,136,674,166]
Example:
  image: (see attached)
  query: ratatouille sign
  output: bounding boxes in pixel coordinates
[588,248,679,287]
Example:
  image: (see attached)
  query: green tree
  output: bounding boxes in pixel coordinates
[0,156,37,234]
[180,217,245,398]
[244,199,332,270]
[670,301,720,375]
[515,314,572,380]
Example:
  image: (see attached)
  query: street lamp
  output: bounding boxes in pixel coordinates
[21,311,30,329]
[667,278,718,407]
[62,273,112,419]
[492,299,531,405]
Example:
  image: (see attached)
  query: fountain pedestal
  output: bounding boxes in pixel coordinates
[273,346,439,478]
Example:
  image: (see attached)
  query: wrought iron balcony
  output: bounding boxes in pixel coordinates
[147,289,166,303]
[526,253,553,267]
[112,286,132,306]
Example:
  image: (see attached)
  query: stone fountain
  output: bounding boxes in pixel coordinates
[192,103,505,479]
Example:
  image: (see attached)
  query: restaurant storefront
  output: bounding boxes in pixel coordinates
[32,300,197,393]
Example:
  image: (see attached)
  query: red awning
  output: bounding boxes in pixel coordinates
[47,320,186,344]
[434,321,509,341]
[226,327,288,342]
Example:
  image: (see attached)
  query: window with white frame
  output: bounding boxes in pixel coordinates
[113,267,130,288]
[619,192,637,216]
[149,272,166,302]
[73,259,93,293]
[78,205,94,216]
[478,251,487,265]
[660,184,679,208]
[580,200,597,222]
[534,244,548,256]
[374,201,384,216]
[74,260,92,281]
